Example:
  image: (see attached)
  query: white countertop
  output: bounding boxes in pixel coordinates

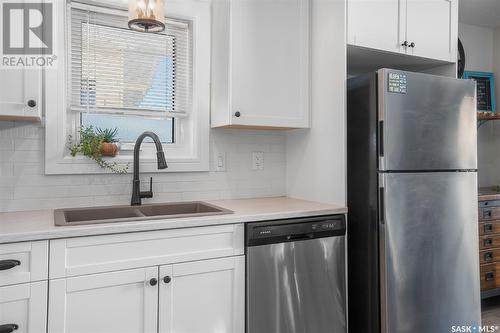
[0,197,347,243]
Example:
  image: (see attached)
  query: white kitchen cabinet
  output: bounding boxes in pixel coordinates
[159,256,245,333]
[48,267,159,333]
[347,0,403,54]
[211,0,310,129]
[0,241,49,287]
[0,67,42,121]
[0,281,48,333]
[347,0,457,62]
[405,0,457,62]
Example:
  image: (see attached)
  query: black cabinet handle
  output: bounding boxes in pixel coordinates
[485,252,494,262]
[401,41,408,47]
[485,223,494,233]
[27,100,36,108]
[149,278,158,286]
[234,111,241,118]
[409,42,415,48]
[484,210,493,219]
[0,260,20,271]
[485,238,494,247]
[486,272,495,281]
[0,324,19,333]
[163,276,171,284]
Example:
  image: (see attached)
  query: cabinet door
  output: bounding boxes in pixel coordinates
[405,0,457,62]
[0,1,42,120]
[159,256,245,333]
[0,281,47,333]
[230,0,309,128]
[347,0,404,53]
[0,68,41,120]
[48,267,158,333]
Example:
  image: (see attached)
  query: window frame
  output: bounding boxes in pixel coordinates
[45,0,210,174]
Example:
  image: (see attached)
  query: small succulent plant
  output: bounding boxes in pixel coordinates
[95,127,119,143]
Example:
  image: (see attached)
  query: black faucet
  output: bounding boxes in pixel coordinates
[131,131,168,206]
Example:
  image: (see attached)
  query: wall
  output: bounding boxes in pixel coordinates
[459,23,500,187]
[286,0,346,206]
[0,122,286,212]
[480,27,500,187]
[459,23,494,72]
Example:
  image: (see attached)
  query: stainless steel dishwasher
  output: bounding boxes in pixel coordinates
[246,215,347,333]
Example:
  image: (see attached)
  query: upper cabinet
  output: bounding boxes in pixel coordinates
[211,0,310,129]
[405,0,457,61]
[347,0,403,54]
[347,0,458,63]
[0,68,42,121]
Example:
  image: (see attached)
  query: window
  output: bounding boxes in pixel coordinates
[45,0,210,174]
[70,6,191,143]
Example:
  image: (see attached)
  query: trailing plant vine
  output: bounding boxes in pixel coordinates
[68,126,129,174]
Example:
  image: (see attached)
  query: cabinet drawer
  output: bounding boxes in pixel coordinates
[479,221,500,235]
[0,241,48,287]
[480,248,500,264]
[479,206,500,221]
[480,234,500,250]
[0,281,48,333]
[50,224,244,279]
[481,263,500,291]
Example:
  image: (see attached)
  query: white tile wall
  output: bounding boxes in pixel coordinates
[0,121,286,212]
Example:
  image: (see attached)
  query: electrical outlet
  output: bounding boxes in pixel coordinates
[215,152,226,172]
[252,151,264,170]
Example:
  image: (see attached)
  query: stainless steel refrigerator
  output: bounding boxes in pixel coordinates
[347,69,481,333]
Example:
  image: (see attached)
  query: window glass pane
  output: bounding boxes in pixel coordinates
[80,22,175,112]
[81,113,174,144]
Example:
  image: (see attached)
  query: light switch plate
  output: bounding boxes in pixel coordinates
[215,152,226,172]
[252,151,264,170]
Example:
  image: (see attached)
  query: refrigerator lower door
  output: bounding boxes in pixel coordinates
[379,69,477,171]
[380,172,480,333]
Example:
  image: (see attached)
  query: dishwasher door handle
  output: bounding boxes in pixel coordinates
[286,233,314,241]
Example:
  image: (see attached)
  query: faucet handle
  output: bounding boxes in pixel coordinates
[139,177,153,199]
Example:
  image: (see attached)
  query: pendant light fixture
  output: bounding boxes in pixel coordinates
[128,0,165,33]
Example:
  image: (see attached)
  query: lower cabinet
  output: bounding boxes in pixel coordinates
[48,256,245,333]
[159,256,245,333]
[48,267,158,333]
[0,281,48,333]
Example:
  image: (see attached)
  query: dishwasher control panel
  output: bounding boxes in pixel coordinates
[246,215,346,247]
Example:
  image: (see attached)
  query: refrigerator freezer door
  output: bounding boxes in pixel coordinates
[379,69,477,171]
[380,172,481,333]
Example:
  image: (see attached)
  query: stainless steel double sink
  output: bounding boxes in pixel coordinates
[54,201,233,226]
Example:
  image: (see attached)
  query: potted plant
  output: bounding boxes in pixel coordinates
[96,127,120,157]
[68,126,129,174]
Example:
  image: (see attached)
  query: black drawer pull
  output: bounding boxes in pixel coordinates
[0,324,19,333]
[486,272,495,281]
[485,224,494,233]
[485,238,494,247]
[485,252,494,262]
[484,210,493,219]
[0,260,20,271]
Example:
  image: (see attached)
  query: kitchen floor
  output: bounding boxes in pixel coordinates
[482,297,500,325]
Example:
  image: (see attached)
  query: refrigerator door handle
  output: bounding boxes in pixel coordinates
[378,121,384,157]
[379,187,385,225]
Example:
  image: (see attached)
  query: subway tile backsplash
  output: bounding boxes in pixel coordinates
[0,121,286,212]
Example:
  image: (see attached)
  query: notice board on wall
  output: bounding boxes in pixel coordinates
[464,71,496,113]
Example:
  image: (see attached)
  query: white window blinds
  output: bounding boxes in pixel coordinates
[70,5,191,117]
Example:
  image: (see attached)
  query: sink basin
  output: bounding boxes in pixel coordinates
[54,201,233,226]
[137,202,226,217]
